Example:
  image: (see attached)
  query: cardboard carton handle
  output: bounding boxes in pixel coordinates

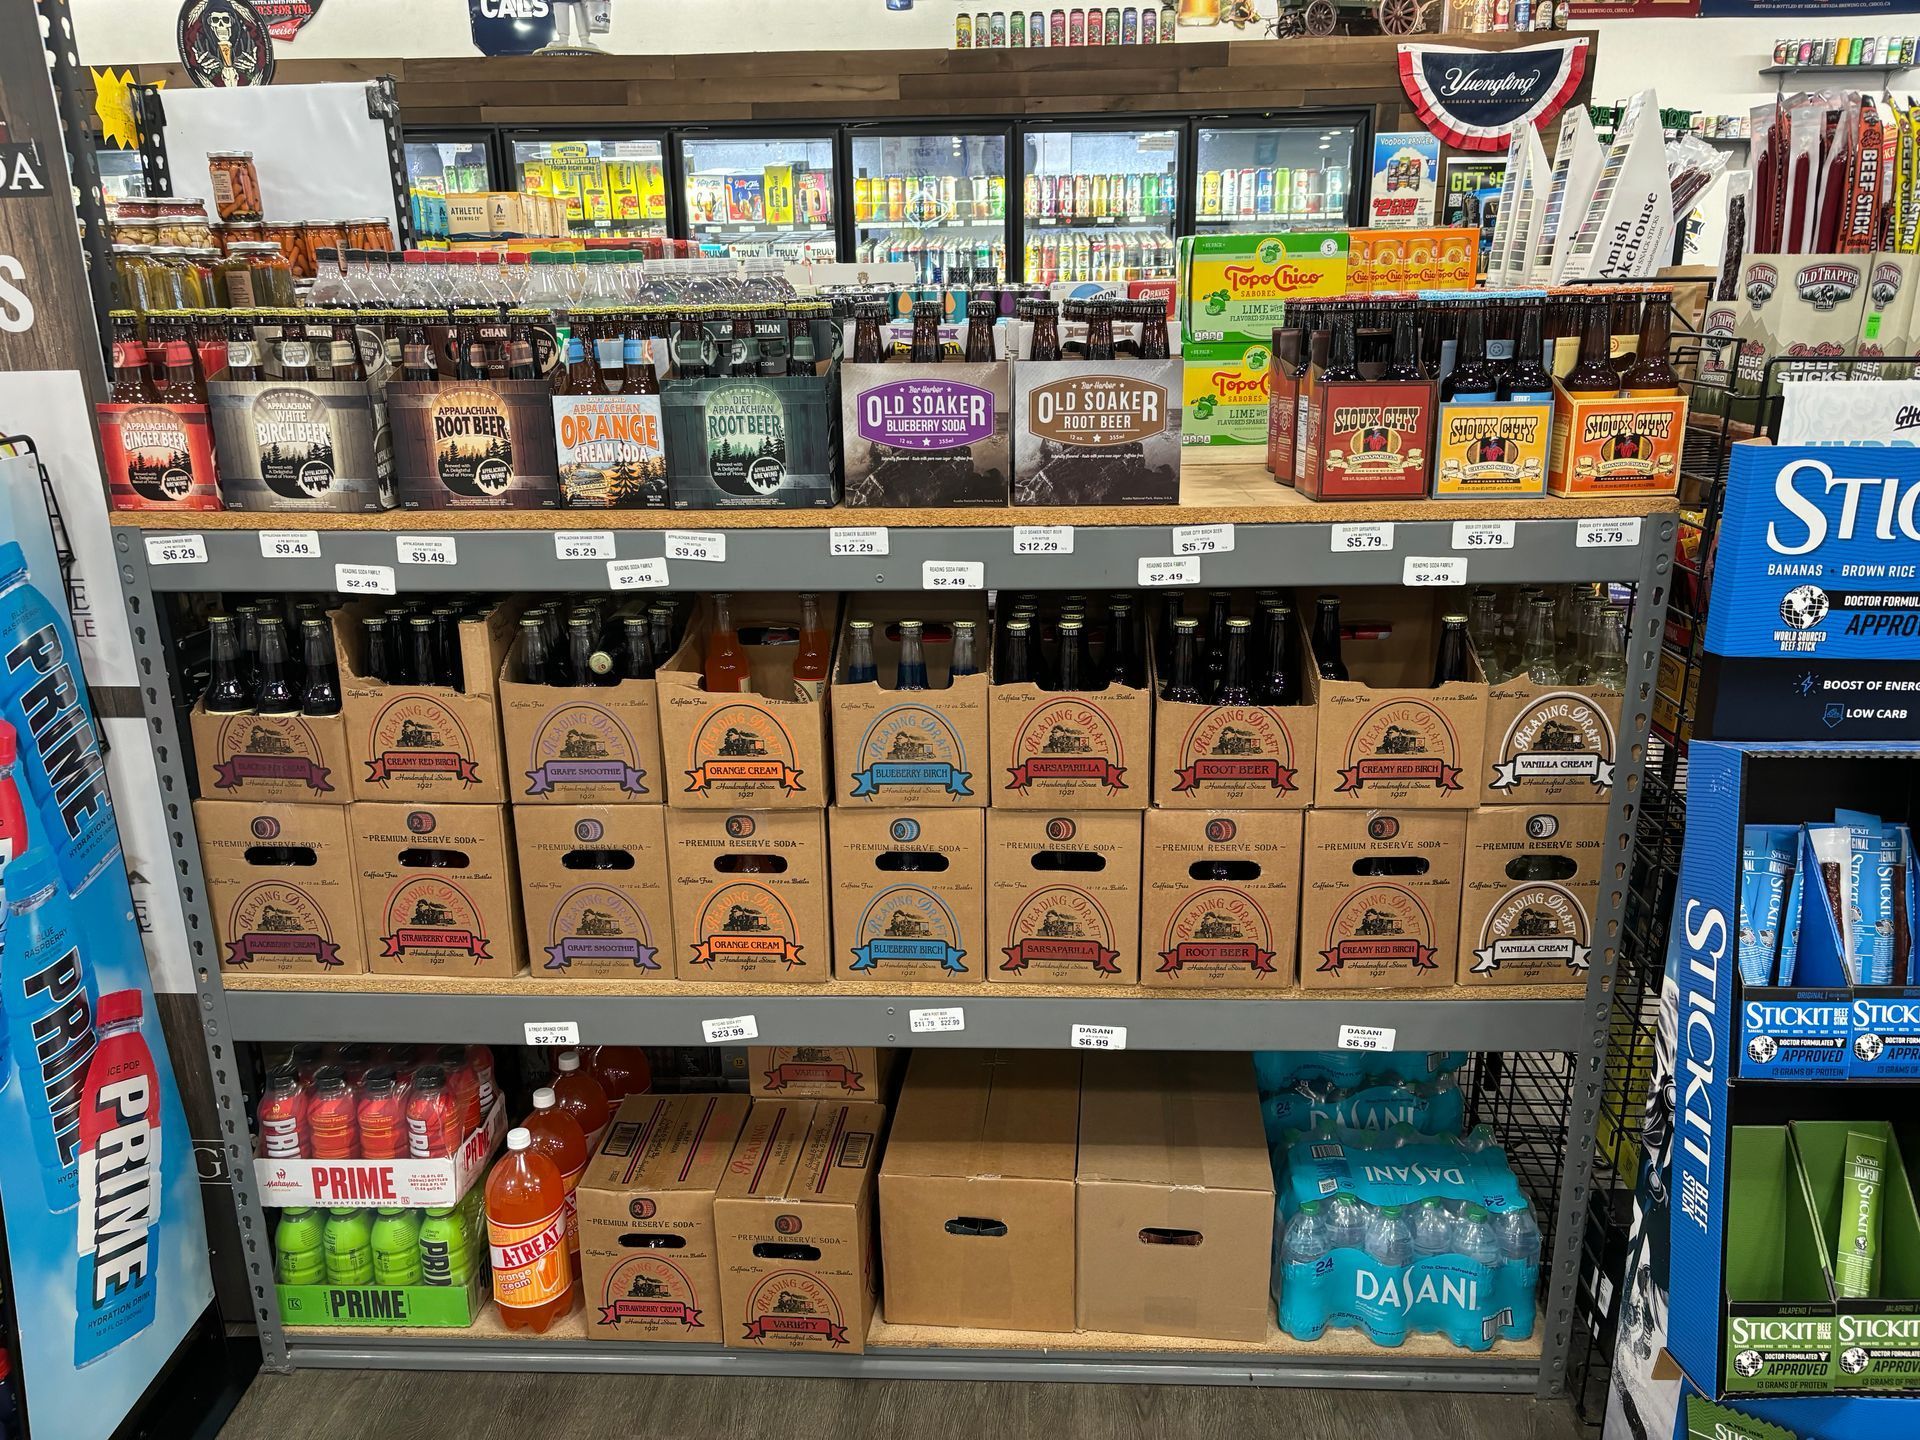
[943,1217,1009,1237]
[617,1233,686,1250]
[397,847,472,870]
[1187,860,1261,881]
[1351,857,1428,877]
[1138,1228,1204,1247]
[243,844,318,868]
[1030,852,1106,873]
[750,1242,822,1262]
[1504,854,1577,882]
[715,855,790,875]
[563,849,637,871]
[876,851,951,873]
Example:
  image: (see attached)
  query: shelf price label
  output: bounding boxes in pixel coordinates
[1331,522,1395,553]
[665,529,726,563]
[1071,1023,1127,1051]
[259,530,321,559]
[1138,555,1200,587]
[607,557,670,591]
[1402,556,1467,587]
[1013,525,1074,555]
[334,563,396,596]
[1451,520,1514,551]
[397,535,457,567]
[144,533,207,567]
[909,1007,966,1034]
[830,526,889,556]
[1172,523,1234,555]
[523,1021,580,1047]
[701,1014,758,1044]
[1576,517,1643,549]
[923,560,984,590]
[1337,1023,1397,1052]
[554,530,614,561]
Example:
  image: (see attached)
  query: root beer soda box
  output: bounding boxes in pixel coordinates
[665,809,829,983]
[830,598,988,809]
[99,311,221,512]
[1458,805,1605,989]
[829,808,985,985]
[1299,808,1465,993]
[515,805,673,982]
[355,803,524,979]
[986,810,1142,985]
[1140,809,1302,989]
[196,800,366,975]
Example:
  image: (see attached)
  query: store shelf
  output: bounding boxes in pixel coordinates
[856,216,1003,228]
[1195,215,1337,225]
[1028,214,1170,228]
[1761,61,1912,74]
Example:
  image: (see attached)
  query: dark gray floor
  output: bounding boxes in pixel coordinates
[219,1369,1587,1439]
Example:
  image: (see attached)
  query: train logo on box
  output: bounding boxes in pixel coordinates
[599,1255,703,1331]
[1318,884,1439,976]
[365,696,481,788]
[849,885,968,975]
[685,704,803,796]
[759,1047,866,1093]
[1470,882,1591,977]
[1002,886,1120,974]
[525,702,648,797]
[1335,699,1462,794]
[1005,699,1126,794]
[544,884,658,973]
[851,704,971,798]
[1171,705,1298,795]
[740,1271,847,1346]
[689,883,804,973]
[211,713,334,793]
[1489,693,1615,794]
[225,880,341,969]
[1157,888,1277,977]
[378,876,491,964]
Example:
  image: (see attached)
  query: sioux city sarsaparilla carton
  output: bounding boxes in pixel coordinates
[831,598,988,809]
[1140,808,1302,988]
[1479,673,1623,806]
[1296,372,1435,502]
[1299,808,1465,992]
[498,630,662,806]
[355,802,524,979]
[1152,616,1317,809]
[987,810,1142,985]
[665,809,830,983]
[515,804,673,982]
[196,800,365,975]
[1458,805,1605,988]
[190,697,351,805]
[829,808,984,985]
[990,669,1150,811]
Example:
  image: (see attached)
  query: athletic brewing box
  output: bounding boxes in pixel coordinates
[1298,808,1464,993]
[986,810,1142,985]
[196,800,365,975]
[664,809,829,983]
[1140,808,1302,988]
[1458,805,1604,989]
[842,360,1010,507]
[515,804,673,982]
[498,629,663,806]
[830,596,989,809]
[354,802,524,980]
[828,808,985,985]
[1011,359,1182,505]
[189,698,351,805]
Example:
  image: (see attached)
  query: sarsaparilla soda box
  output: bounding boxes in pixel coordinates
[831,596,988,809]
[842,346,1010,507]
[1295,370,1435,502]
[1176,231,1349,343]
[515,804,674,983]
[662,322,841,509]
[190,696,352,805]
[1140,808,1302,988]
[1547,380,1687,497]
[657,593,831,811]
[1480,670,1624,806]
[1457,805,1605,989]
[828,808,984,985]
[986,810,1143,985]
[989,625,1150,814]
[1299,808,1465,993]
[748,1047,901,1099]
[498,626,662,807]
[1012,351,1182,505]
[665,809,829,983]
[354,802,524,980]
[195,800,366,975]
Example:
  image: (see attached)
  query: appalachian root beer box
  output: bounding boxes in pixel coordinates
[665,809,830,983]
[831,596,988,809]
[749,1048,899,1099]
[1546,380,1687,498]
[1458,805,1605,989]
[196,800,366,975]
[579,1092,752,1343]
[1479,672,1624,806]
[989,657,1150,812]
[386,376,563,510]
[986,810,1142,985]
[829,808,985,985]
[355,802,524,980]
[1140,809,1302,988]
[1151,610,1317,808]
[1298,808,1465,993]
[515,804,673,982]
[498,629,663,806]
[715,1099,887,1354]
[190,700,351,805]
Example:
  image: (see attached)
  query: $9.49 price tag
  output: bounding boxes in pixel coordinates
[258,530,320,559]
[396,535,456,566]
[664,530,726,563]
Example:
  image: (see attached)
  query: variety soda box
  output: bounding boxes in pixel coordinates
[515,805,674,982]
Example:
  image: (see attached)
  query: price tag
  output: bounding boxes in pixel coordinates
[1071,1023,1128,1051]
[1337,1023,1397,1052]
[397,535,457,567]
[1172,523,1235,555]
[909,1007,966,1034]
[554,530,614,561]
[923,560,984,590]
[701,1014,758,1044]
[665,529,726,563]
[1137,555,1200,587]
[607,557,670,591]
[1403,556,1468,587]
[1330,522,1395,553]
[334,563,396,597]
[1576,517,1643,549]
[523,1021,580,1047]
[144,534,207,567]
[1013,525,1074,556]
[830,526,889,556]
[1451,520,1514,551]
[259,530,320,559]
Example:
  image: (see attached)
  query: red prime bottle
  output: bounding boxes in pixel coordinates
[75,988,160,1366]
[307,1066,359,1159]
[357,1065,408,1159]
[0,719,30,886]
[257,1063,310,1160]
[406,1064,463,1159]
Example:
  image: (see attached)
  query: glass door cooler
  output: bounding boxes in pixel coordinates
[1193,117,1363,233]
[678,132,839,262]
[1021,124,1179,285]
[851,128,1009,285]
[403,130,498,241]
[505,131,669,241]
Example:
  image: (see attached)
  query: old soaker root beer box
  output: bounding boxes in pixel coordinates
[516,804,674,982]
[190,699,351,805]
[499,629,663,806]
[1299,808,1465,992]
[987,810,1142,985]
[1479,672,1624,807]
[197,800,366,975]
[829,808,985,984]
[665,809,830,983]
[716,1099,888,1354]
[355,802,524,980]
[842,358,1011,507]
[1458,805,1605,988]
[831,597,988,809]
[749,1047,899,1099]
[1140,808,1302,988]
[578,1092,752,1342]
[879,1049,1082,1332]
[1011,357,1183,506]
[990,658,1150,813]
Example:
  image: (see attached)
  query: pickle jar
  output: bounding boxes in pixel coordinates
[302,221,347,276]
[347,218,394,254]
[154,199,213,249]
[225,242,295,309]
[111,245,158,313]
[110,199,160,247]
[262,222,307,277]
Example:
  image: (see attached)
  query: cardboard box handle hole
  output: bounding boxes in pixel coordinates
[751,1242,822,1262]
[876,851,951,873]
[244,845,318,867]
[1030,852,1106,873]
[1188,861,1260,881]
[715,855,790,874]
[943,1217,1009,1237]
[1138,1228,1204,1247]
[397,847,472,870]
[1351,857,1428,877]
[563,849,637,871]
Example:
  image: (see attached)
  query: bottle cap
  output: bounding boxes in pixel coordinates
[532,1086,557,1110]
[506,1127,531,1152]
[2,847,59,904]
[96,989,143,1029]
[556,1049,582,1073]
[0,718,16,766]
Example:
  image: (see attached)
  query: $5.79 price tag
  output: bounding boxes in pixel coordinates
[1576,517,1642,549]
[1331,522,1394,553]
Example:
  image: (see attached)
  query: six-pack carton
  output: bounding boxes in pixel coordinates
[197,800,365,975]
[1151,606,1317,810]
[190,699,352,805]
[829,808,985,985]
[749,1047,899,1100]
[1479,674,1624,806]
[1457,804,1604,989]
[1298,808,1465,992]
[665,809,830,983]
[1011,357,1183,505]
[987,810,1143,985]
[830,598,989,809]
[842,359,1012,507]
[354,802,524,979]
[1140,808,1302,989]
[990,667,1151,812]
[498,630,664,807]
[515,804,674,983]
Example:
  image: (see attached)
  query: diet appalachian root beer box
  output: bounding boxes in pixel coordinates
[354,802,524,980]
[498,629,663,807]
[830,597,989,809]
[665,809,830,983]
[1458,804,1605,989]
[515,804,674,983]
[1298,808,1465,993]
[828,808,985,986]
[987,810,1143,985]
[1140,809,1302,989]
[196,800,366,975]
[190,699,352,805]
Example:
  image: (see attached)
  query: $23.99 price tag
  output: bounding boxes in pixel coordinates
[701,1015,758,1044]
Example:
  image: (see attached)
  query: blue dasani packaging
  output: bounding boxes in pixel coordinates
[1262,1072,1465,1146]
[1254,1050,1468,1096]
[1738,825,1798,986]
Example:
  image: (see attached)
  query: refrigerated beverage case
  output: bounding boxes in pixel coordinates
[525,1087,588,1278]
[275,1208,326,1285]
[372,1208,425,1287]
[406,1064,463,1158]
[358,1067,408,1159]
[308,1067,358,1159]
[323,1208,375,1285]
[552,1050,610,1145]
[418,1206,475,1287]
[488,1128,573,1333]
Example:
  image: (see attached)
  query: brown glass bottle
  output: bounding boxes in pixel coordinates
[159,323,208,404]
[909,301,942,364]
[728,310,756,377]
[964,300,996,363]
[108,312,157,401]
[506,312,540,381]
[1085,302,1116,362]
[1321,311,1361,383]
[787,307,818,376]
[328,317,367,383]
[1311,594,1348,682]
[1386,306,1421,382]
[852,304,885,365]
[1139,300,1170,360]
[400,313,437,382]
[1563,301,1620,399]
[1431,613,1473,687]
[1029,300,1062,361]
[223,313,261,381]
[1620,295,1680,395]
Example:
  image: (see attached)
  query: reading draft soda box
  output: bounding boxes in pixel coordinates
[1299,808,1465,993]
[987,810,1142,985]
[831,597,989,809]
[499,626,664,806]
[829,808,985,985]
[665,809,830,984]
[715,1098,888,1354]
[879,1049,1082,1332]
[516,804,673,982]
[1076,1053,1274,1342]
[578,1092,752,1342]
[196,800,366,975]
[749,1047,900,1100]
[1479,670,1624,807]
[1140,808,1302,989]
[190,697,352,805]
[990,658,1150,812]
[1458,805,1605,989]
[355,802,524,980]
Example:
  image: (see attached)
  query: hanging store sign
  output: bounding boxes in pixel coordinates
[468,0,558,55]
[251,0,325,43]
[176,0,277,87]
[1396,38,1589,154]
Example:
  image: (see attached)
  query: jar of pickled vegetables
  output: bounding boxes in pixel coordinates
[225,242,296,308]
[261,222,306,277]
[347,218,396,255]
[110,199,160,246]
[208,152,262,222]
[214,220,265,255]
[303,221,347,275]
[112,246,160,312]
[154,199,213,249]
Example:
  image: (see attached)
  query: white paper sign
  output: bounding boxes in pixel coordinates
[1403,556,1467,587]
[909,1007,966,1034]
[523,1021,580,1046]
[554,531,614,561]
[1137,556,1199,587]
[259,529,321,559]
[1013,525,1074,555]
[1451,520,1514,551]
[1338,1024,1398,1052]
[1331,522,1394,553]
[665,530,726,563]
[1172,523,1235,555]
[397,535,457,566]
[144,533,207,566]
[702,1014,759,1044]
[334,563,396,596]
[1071,1023,1128,1050]
[607,557,670,590]
[830,526,889,556]
[923,560,984,590]
[1575,517,1643,549]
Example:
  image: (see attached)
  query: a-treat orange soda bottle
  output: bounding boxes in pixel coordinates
[487,1127,573,1333]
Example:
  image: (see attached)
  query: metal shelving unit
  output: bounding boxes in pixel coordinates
[110,483,1676,1395]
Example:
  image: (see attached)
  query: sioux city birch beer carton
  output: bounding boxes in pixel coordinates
[1299,808,1465,993]
[665,810,829,983]
[987,810,1143,984]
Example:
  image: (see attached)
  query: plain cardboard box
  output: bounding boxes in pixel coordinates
[715,1099,888,1354]
[1298,808,1465,992]
[1478,676,1625,806]
[986,810,1142,985]
[498,631,664,806]
[1076,1053,1274,1341]
[989,672,1151,812]
[190,698,351,804]
[1313,590,1487,810]
[665,809,830,983]
[748,1047,899,1099]
[1140,808,1302,988]
[196,800,365,975]
[1458,804,1605,988]
[355,802,524,979]
[879,1050,1081,1332]
[516,804,674,982]
[578,1092,752,1342]
[830,597,989,809]
[828,808,985,984]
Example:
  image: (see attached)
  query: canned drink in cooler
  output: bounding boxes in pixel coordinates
[887,175,905,220]
[989,174,1006,218]
[1088,6,1103,42]
[990,11,1007,44]
[1074,231,1091,278]
[1148,171,1166,216]
[1042,232,1059,280]
[1255,167,1275,216]
[1025,173,1042,216]
[1239,171,1256,217]
[1090,173,1107,217]
[1051,7,1066,43]
[1271,167,1291,219]
[941,174,961,219]
[1073,173,1091,217]
[1220,168,1239,217]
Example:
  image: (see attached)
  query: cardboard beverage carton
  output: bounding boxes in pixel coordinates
[1177,231,1349,343]
[1431,399,1552,499]
[385,370,563,510]
[1458,804,1605,988]
[1181,339,1275,449]
[1296,371,1436,501]
[842,359,1011,507]
[1010,358,1183,505]
[190,698,351,805]
[829,808,985,985]
[208,376,395,512]
[715,1099,888,1353]
[1140,808,1302,989]
[1075,1053,1274,1340]
[989,670,1151,812]
[196,800,365,975]
[97,398,220,511]
[578,1093,753,1342]
[498,630,663,806]
[1299,808,1465,993]
[878,1050,1081,1331]
[986,810,1142,985]
[1546,381,1687,497]
[830,598,988,809]
[1479,674,1624,807]
[355,802,524,980]
[662,369,842,510]
[748,1047,900,1099]
[665,809,830,983]
[516,804,673,982]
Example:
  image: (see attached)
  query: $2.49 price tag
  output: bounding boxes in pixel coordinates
[1137,556,1199,587]
[923,560,984,590]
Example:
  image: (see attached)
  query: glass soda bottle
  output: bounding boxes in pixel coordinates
[525,1086,589,1278]
[552,1050,610,1146]
[1590,606,1629,689]
[1311,595,1348,682]
[487,1127,575,1333]
[323,1208,375,1285]
[949,620,980,680]
[703,593,752,694]
[588,1045,652,1102]
[845,619,878,685]
[258,1062,310,1159]
[1520,597,1558,685]
[792,592,830,702]
[274,1207,327,1285]
[895,619,930,690]
[1163,617,1202,704]
[419,1205,475,1287]
[371,1208,425,1287]
[308,1066,360,1159]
